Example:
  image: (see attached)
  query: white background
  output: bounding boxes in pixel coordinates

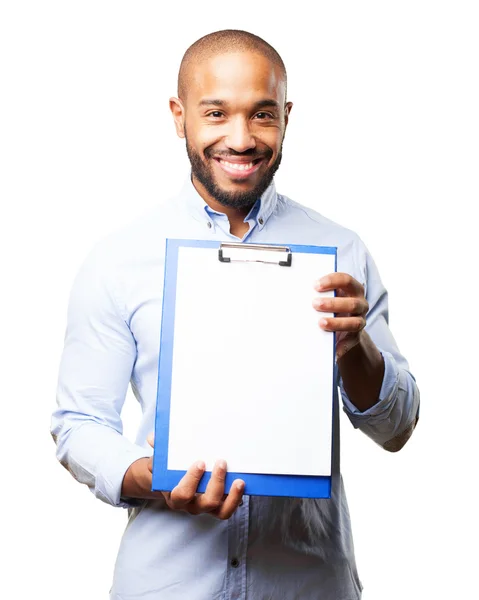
[1,1,477,599]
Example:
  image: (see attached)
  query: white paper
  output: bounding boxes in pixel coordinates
[167,245,335,476]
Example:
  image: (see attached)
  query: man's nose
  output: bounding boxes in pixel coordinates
[224,118,256,153]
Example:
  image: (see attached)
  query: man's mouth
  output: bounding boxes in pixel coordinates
[213,157,264,179]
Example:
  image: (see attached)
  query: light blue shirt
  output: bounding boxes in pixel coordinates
[51,175,420,600]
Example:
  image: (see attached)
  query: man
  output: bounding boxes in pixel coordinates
[52,29,420,600]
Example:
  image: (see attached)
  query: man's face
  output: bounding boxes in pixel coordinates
[171,52,292,211]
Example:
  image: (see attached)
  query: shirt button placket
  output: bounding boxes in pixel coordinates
[226,496,249,600]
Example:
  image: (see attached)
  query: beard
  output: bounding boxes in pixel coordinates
[185,135,283,211]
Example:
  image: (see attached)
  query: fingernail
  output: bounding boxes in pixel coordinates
[196,461,205,471]
[216,459,227,471]
[236,481,245,492]
[320,318,328,328]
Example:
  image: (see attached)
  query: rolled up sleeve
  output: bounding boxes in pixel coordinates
[340,238,420,451]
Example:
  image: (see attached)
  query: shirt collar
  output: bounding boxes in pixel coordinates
[178,172,277,231]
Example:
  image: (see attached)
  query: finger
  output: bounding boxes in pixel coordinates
[212,479,245,520]
[168,461,206,509]
[313,296,368,316]
[315,273,365,297]
[319,316,366,332]
[195,460,227,513]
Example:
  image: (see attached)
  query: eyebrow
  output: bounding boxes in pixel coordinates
[198,98,281,111]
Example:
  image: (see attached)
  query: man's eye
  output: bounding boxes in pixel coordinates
[255,112,273,120]
[207,111,224,118]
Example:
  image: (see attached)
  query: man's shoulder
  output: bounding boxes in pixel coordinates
[276,192,363,246]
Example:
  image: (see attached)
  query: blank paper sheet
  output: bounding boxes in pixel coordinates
[167,246,335,477]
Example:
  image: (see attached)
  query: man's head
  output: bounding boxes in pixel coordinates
[170,30,293,212]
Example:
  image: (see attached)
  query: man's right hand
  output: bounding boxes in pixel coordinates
[121,434,245,520]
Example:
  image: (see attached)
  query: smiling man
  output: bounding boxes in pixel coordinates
[52,30,420,600]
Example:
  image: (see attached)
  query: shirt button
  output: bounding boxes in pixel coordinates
[239,500,243,506]
[230,558,240,568]
[207,222,212,229]
[258,217,264,225]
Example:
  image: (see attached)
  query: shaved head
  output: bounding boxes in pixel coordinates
[178,29,287,102]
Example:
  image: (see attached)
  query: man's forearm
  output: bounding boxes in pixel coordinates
[337,331,385,412]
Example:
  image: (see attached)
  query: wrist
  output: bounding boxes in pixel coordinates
[336,331,362,361]
[338,331,385,412]
[121,457,150,499]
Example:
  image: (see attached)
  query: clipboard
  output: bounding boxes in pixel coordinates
[152,239,337,498]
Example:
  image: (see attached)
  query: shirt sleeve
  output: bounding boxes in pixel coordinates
[50,243,152,507]
[339,237,420,451]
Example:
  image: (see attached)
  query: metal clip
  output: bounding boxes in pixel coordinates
[218,243,292,267]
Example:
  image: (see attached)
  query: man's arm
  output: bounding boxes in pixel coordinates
[51,244,151,508]
[314,239,420,452]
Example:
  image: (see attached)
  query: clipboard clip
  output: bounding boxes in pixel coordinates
[218,242,292,267]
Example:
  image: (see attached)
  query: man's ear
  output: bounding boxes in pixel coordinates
[169,97,186,138]
[284,101,293,128]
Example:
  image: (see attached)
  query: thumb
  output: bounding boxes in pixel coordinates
[147,432,155,448]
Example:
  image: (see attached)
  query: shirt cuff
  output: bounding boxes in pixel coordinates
[95,440,153,508]
[341,350,400,425]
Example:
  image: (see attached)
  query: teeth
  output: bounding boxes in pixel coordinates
[219,159,254,171]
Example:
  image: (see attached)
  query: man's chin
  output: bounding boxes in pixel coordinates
[193,171,265,209]
[215,179,257,193]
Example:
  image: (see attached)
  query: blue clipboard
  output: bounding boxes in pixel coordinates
[152,239,337,498]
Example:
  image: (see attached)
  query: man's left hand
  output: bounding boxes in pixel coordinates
[313,273,368,361]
